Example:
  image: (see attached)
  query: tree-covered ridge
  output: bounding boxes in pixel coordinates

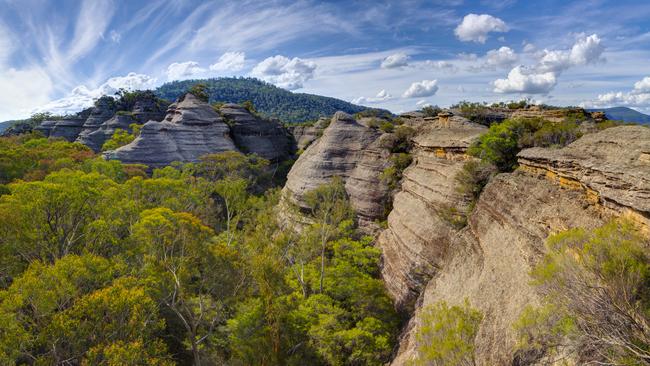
[0,132,399,365]
[155,77,387,123]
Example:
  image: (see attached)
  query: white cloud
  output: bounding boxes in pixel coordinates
[381,53,409,69]
[0,68,54,120]
[352,89,393,104]
[402,80,439,98]
[469,46,518,71]
[493,34,604,94]
[454,14,509,43]
[416,99,432,107]
[67,0,116,62]
[166,61,207,81]
[493,66,557,94]
[34,72,158,116]
[423,60,458,72]
[584,76,650,110]
[109,30,121,43]
[251,55,316,90]
[538,34,604,73]
[633,76,650,93]
[209,51,246,72]
[523,42,536,53]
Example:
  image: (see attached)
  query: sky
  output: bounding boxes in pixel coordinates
[1,0,650,120]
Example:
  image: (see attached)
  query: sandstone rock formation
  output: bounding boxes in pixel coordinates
[281,112,393,232]
[35,116,87,142]
[391,125,650,365]
[220,103,292,162]
[287,117,329,151]
[378,116,486,310]
[105,94,236,168]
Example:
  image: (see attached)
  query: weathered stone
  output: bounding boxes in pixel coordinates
[281,112,392,232]
[378,117,486,310]
[219,103,292,162]
[104,94,237,168]
[287,117,329,151]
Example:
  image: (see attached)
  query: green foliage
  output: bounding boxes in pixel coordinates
[454,160,497,215]
[242,100,257,114]
[381,153,413,190]
[156,77,387,123]
[468,117,582,172]
[0,128,400,365]
[379,121,394,133]
[102,128,137,151]
[421,105,442,117]
[411,300,483,366]
[188,83,210,102]
[517,219,650,365]
[0,133,94,183]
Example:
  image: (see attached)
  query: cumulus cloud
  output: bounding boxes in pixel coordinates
[402,80,439,98]
[493,34,604,94]
[209,51,246,72]
[34,72,158,116]
[584,76,650,110]
[537,34,604,73]
[454,14,508,43]
[352,89,393,105]
[493,66,557,94]
[251,55,316,90]
[469,46,518,71]
[167,61,207,81]
[381,53,409,69]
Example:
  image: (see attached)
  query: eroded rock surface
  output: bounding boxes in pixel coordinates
[220,103,292,162]
[287,117,329,151]
[378,116,486,310]
[391,125,650,365]
[281,112,392,232]
[105,94,236,168]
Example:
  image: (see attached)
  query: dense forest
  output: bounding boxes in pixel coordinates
[0,132,400,365]
[155,78,379,123]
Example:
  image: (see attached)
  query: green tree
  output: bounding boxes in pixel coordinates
[411,300,483,366]
[517,219,650,365]
[102,128,136,151]
[189,83,210,102]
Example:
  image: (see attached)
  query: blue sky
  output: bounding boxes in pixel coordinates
[1,0,650,120]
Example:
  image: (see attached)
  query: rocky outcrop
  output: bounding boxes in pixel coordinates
[76,94,168,152]
[378,116,486,310]
[105,94,236,168]
[281,112,392,232]
[219,103,292,162]
[36,117,87,142]
[287,117,329,151]
[391,125,650,365]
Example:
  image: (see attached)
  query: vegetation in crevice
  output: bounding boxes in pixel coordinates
[514,219,650,365]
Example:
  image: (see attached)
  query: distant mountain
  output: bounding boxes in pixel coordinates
[0,121,11,133]
[587,107,650,124]
[155,77,388,123]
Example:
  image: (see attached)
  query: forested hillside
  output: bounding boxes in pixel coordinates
[155,77,378,123]
[0,133,399,365]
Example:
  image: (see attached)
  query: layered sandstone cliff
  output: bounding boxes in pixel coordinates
[391,125,650,365]
[281,112,393,232]
[378,115,486,310]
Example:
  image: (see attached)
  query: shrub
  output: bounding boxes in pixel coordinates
[188,83,210,102]
[102,129,136,151]
[468,117,581,172]
[242,100,257,114]
[392,125,416,153]
[411,300,483,366]
[379,121,394,133]
[421,105,442,117]
[516,219,650,365]
[380,153,412,190]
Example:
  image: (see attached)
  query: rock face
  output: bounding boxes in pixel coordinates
[281,112,392,232]
[220,103,292,162]
[105,94,236,168]
[76,94,168,152]
[390,125,650,365]
[287,117,329,151]
[36,117,87,142]
[378,116,486,310]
